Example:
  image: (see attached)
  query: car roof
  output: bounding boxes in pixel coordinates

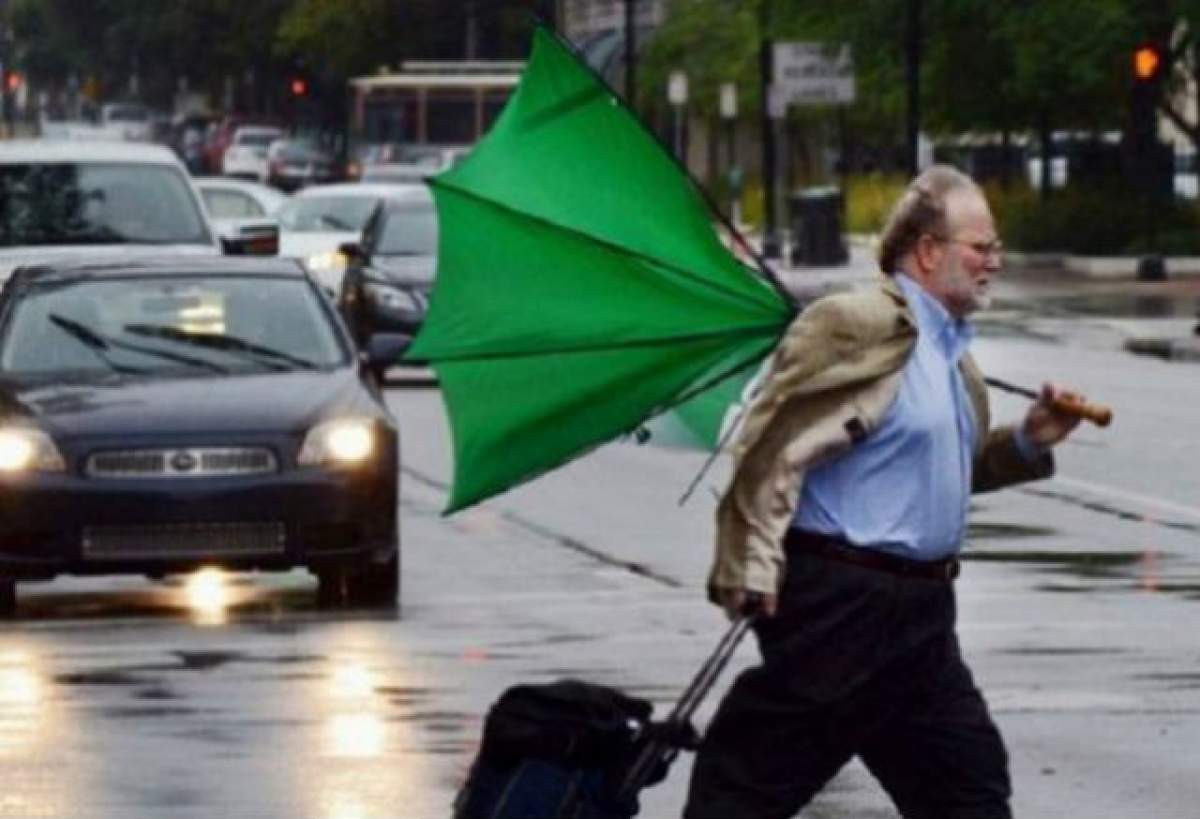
[296,182,430,200]
[11,255,309,284]
[0,139,185,166]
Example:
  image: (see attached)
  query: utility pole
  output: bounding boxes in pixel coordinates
[625,0,636,107]
[759,0,780,258]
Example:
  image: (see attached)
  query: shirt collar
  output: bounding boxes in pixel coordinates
[894,273,974,362]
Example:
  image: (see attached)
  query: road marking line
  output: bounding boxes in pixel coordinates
[1054,474,1200,522]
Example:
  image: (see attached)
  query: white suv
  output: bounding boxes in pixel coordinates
[0,140,276,279]
[221,125,284,181]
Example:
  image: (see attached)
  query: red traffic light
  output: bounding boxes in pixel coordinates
[290,77,308,96]
[4,71,20,93]
[1133,45,1162,81]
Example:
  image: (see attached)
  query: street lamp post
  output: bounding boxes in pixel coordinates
[668,70,688,161]
[720,81,739,223]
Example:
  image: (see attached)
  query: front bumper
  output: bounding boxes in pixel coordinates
[0,440,397,580]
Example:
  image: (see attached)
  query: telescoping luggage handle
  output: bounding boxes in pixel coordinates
[615,614,755,801]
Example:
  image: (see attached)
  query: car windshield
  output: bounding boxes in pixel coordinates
[277,196,379,232]
[0,162,212,246]
[377,203,439,259]
[0,274,346,378]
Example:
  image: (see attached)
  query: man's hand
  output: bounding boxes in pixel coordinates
[1021,382,1083,448]
[714,587,778,620]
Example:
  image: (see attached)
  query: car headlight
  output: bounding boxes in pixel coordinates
[297,418,376,467]
[306,251,348,273]
[363,283,423,312]
[0,427,66,473]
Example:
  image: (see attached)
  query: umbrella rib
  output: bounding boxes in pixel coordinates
[542,26,795,310]
[429,176,789,317]
[420,321,786,364]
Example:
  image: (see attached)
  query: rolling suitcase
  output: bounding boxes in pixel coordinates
[453,616,753,819]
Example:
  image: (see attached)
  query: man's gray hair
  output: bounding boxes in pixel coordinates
[877,165,981,274]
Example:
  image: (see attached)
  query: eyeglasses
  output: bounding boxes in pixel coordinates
[933,236,1004,258]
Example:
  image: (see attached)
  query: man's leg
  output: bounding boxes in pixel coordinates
[858,635,1012,819]
[682,663,853,819]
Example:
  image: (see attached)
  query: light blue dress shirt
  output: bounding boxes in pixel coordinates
[792,274,978,561]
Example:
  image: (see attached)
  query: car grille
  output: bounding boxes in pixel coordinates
[82,522,286,559]
[86,447,277,478]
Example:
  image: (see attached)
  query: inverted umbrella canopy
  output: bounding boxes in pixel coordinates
[408,27,793,513]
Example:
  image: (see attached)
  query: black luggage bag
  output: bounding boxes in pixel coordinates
[453,616,752,819]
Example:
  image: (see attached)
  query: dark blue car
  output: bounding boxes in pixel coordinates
[0,256,407,617]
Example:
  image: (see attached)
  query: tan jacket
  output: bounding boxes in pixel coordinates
[708,275,1053,598]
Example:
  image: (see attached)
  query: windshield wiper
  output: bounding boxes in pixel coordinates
[122,324,318,370]
[48,313,226,374]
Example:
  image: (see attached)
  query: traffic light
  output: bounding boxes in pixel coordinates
[1133,43,1164,83]
[289,76,308,97]
[4,71,20,94]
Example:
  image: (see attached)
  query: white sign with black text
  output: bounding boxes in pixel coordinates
[772,42,855,106]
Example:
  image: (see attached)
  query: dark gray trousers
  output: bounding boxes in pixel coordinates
[683,547,1011,819]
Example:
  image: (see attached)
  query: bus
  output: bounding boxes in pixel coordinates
[347,60,522,152]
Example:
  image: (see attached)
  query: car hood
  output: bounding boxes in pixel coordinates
[0,244,220,282]
[0,367,383,439]
[368,254,437,288]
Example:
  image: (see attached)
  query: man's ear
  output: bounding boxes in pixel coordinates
[913,233,942,275]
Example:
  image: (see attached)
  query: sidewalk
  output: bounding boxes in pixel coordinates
[741,232,1200,363]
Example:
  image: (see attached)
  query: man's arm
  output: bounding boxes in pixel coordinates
[973,382,1081,493]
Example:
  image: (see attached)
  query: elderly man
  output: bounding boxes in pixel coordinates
[683,165,1082,819]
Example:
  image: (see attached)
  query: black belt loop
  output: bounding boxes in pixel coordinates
[784,529,960,582]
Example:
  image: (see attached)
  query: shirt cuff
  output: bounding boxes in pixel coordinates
[1012,426,1049,462]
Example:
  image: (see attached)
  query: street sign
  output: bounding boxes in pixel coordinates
[562,0,665,38]
[772,42,855,106]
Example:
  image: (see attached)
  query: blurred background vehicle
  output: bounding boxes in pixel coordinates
[194,176,289,254]
[265,138,340,192]
[276,182,428,292]
[0,256,403,616]
[0,140,276,278]
[338,192,438,354]
[355,143,471,184]
[203,116,279,175]
[100,101,153,141]
[221,125,285,180]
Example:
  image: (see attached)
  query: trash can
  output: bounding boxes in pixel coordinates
[788,186,849,266]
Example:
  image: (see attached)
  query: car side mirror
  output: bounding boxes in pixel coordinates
[221,220,280,256]
[361,332,412,374]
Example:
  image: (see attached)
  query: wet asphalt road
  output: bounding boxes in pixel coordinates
[2,272,1199,818]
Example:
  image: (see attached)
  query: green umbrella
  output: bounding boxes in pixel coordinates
[407,27,794,513]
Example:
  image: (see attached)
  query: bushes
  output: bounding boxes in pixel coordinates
[842,174,1200,256]
[992,185,1200,255]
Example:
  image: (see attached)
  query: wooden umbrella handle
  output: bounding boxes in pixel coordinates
[1050,395,1113,427]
